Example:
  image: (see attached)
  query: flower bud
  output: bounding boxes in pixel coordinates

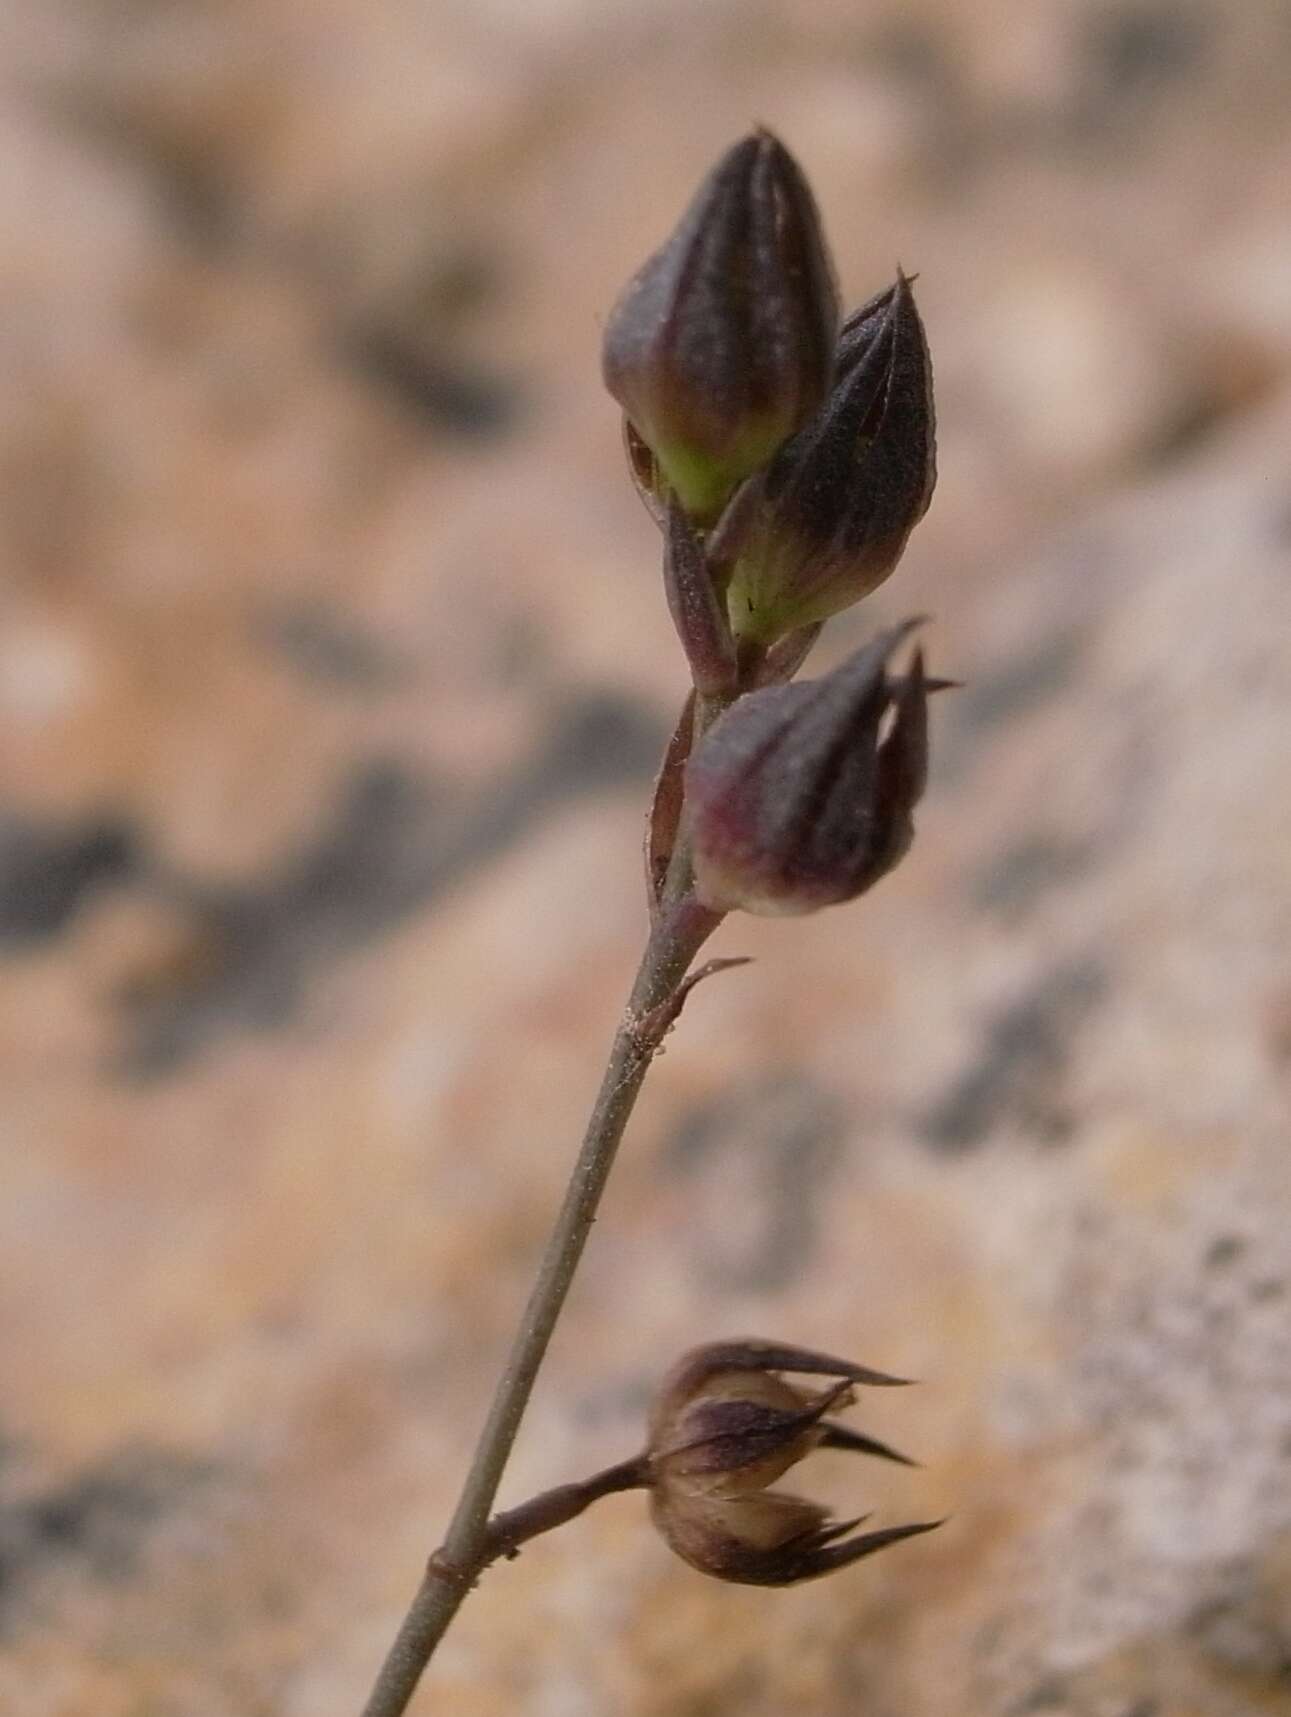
[686,622,934,916]
[646,1339,939,1586]
[603,131,839,525]
[723,272,936,644]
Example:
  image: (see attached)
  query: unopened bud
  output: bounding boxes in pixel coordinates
[646,1339,938,1586]
[686,622,935,916]
[603,131,839,525]
[724,272,936,645]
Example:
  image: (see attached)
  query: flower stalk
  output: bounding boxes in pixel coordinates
[359,879,721,1717]
[359,127,945,1717]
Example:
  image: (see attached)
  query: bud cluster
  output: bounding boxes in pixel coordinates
[604,130,943,919]
[594,140,949,1592]
[357,137,949,1710]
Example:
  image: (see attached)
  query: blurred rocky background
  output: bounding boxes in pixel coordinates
[2,1,1289,1712]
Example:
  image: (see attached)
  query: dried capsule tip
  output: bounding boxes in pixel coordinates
[686,622,939,916]
[646,1339,938,1586]
[724,270,937,644]
[603,131,839,525]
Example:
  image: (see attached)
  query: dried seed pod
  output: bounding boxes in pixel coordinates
[724,272,936,645]
[647,1339,939,1586]
[686,622,936,916]
[603,130,839,525]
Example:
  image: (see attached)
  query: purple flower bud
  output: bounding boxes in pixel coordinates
[603,131,839,525]
[646,1338,939,1587]
[724,273,936,644]
[686,622,933,916]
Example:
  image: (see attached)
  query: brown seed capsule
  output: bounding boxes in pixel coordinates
[647,1339,939,1587]
[686,622,936,916]
[723,272,936,645]
[602,131,839,526]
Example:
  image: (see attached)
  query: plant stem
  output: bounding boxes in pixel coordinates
[359,876,721,1717]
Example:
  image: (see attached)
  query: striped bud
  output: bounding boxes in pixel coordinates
[686,623,936,916]
[724,273,936,645]
[603,131,839,526]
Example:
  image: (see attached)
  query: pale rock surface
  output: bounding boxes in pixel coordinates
[1,3,1289,1713]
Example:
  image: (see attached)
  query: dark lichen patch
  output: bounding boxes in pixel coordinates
[0,813,138,946]
[935,621,1092,786]
[0,1446,216,1628]
[331,236,521,436]
[1008,1677,1070,1715]
[1204,1234,1246,1271]
[970,834,1099,919]
[465,688,664,837]
[339,322,521,439]
[1136,385,1249,470]
[258,604,412,693]
[953,626,1089,739]
[1203,1236,1286,1303]
[1082,1,1210,101]
[42,88,243,254]
[1048,2,1214,156]
[664,1072,845,1293]
[1187,1557,1291,1686]
[115,691,663,1074]
[920,958,1107,1152]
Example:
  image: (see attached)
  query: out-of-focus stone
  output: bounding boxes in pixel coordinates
[972,258,1197,476]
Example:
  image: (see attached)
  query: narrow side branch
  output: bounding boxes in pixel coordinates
[482,1455,649,1566]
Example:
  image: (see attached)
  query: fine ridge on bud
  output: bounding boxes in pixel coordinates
[646,1339,940,1587]
[602,130,839,526]
[724,271,937,645]
[685,622,935,916]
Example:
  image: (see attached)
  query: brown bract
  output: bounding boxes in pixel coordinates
[646,1339,941,1586]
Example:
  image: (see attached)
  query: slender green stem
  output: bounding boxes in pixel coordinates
[359,863,721,1717]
